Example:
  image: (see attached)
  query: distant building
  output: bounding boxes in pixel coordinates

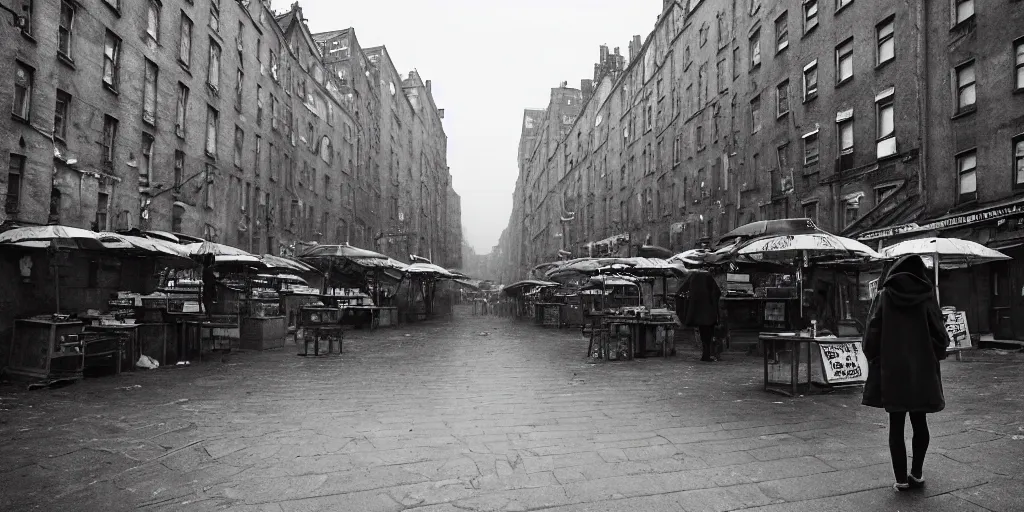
[0,0,460,267]
[495,0,1024,337]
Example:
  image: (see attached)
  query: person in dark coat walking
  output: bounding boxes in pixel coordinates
[862,254,948,491]
[674,270,722,362]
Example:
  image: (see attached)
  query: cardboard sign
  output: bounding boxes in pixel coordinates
[942,310,972,351]
[818,342,869,384]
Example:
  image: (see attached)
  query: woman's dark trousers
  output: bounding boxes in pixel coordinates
[697,325,715,361]
[889,412,930,482]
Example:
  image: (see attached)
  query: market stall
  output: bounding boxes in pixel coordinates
[299,244,404,329]
[0,226,196,383]
[705,219,883,394]
[880,237,1010,360]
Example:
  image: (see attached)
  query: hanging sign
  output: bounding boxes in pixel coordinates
[818,341,869,384]
[942,310,972,352]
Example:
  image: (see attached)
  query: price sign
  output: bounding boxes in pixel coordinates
[942,310,972,351]
[818,342,868,385]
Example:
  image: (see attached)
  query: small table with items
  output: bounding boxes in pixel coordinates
[758,333,866,397]
[297,306,343,356]
[599,316,678,360]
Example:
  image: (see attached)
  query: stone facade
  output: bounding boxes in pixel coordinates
[0,0,460,266]
[495,0,1024,287]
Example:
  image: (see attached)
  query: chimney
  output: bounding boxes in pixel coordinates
[560,80,568,88]
[581,79,594,99]
[614,47,620,56]
[599,44,609,63]
[425,79,431,92]
[437,108,444,119]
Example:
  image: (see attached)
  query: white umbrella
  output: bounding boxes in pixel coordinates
[184,241,263,265]
[736,233,882,259]
[0,225,106,250]
[881,237,1011,303]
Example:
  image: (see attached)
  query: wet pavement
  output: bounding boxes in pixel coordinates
[1,307,1022,512]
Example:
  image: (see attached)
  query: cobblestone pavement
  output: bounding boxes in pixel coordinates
[1,307,1022,512]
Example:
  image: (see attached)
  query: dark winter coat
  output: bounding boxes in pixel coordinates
[862,255,948,413]
[674,270,721,327]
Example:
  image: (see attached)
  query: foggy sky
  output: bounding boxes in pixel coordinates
[275,0,661,255]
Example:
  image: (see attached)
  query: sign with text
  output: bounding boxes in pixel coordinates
[818,342,869,385]
[942,310,972,352]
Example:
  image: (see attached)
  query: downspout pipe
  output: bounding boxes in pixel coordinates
[915,0,928,207]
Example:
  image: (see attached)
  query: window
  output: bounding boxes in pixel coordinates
[751,95,762,133]
[1015,38,1024,91]
[235,69,243,110]
[205,165,216,209]
[843,197,860,228]
[256,85,264,125]
[955,60,976,114]
[803,61,818,100]
[271,94,278,129]
[836,0,852,12]
[775,12,788,53]
[803,0,819,34]
[95,191,108,230]
[19,0,32,36]
[53,90,70,141]
[957,149,977,203]
[802,202,818,224]
[877,17,895,66]
[836,38,854,84]
[838,117,854,155]
[733,47,741,79]
[172,203,184,232]
[175,83,189,138]
[717,58,727,92]
[876,89,896,158]
[103,31,121,91]
[953,0,974,27]
[140,134,153,186]
[255,135,262,176]
[749,29,761,69]
[13,62,33,120]
[208,39,221,91]
[173,150,184,190]
[146,0,160,42]
[1014,135,1024,189]
[803,130,820,165]
[5,154,24,214]
[143,59,158,125]
[102,115,118,166]
[206,106,218,157]
[58,1,75,59]
[776,80,790,117]
[874,184,899,205]
[233,126,243,167]
[179,12,192,67]
[777,143,790,169]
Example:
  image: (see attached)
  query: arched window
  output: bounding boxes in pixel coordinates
[319,136,332,164]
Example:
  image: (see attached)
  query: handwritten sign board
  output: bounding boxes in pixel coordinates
[942,310,972,351]
[818,342,869,385]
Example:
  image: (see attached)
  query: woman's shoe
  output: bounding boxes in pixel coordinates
[908,473,925,488]
[893,482,911,492]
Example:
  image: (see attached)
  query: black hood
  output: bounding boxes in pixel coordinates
[883,254,935,307]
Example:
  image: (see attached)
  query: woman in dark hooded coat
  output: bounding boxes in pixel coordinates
[862,254,948,491]
[674,269,722,362]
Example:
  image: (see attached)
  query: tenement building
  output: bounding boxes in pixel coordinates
[496,0,1024,335]
[0,0,460,267]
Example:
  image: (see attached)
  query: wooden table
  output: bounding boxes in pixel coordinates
[84,324,141,372]
[600,317,678,360]
[758,334,862,397]
[7,319,86,382]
